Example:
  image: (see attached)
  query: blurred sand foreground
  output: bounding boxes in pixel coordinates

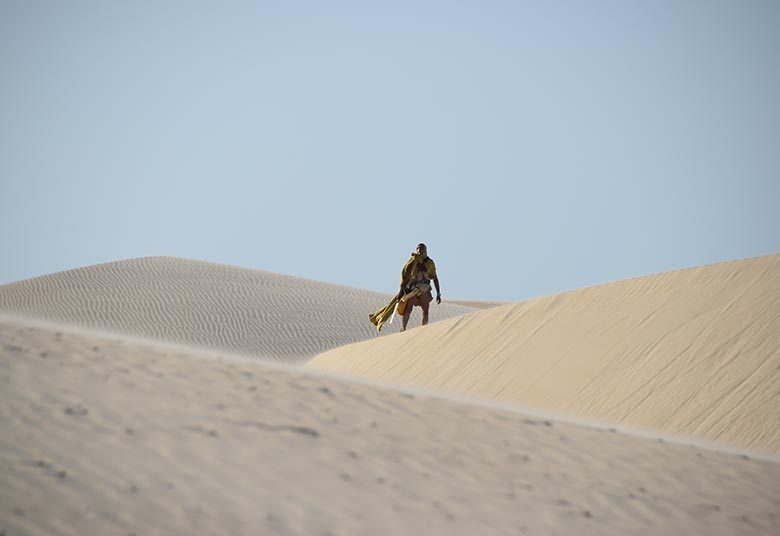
[1,315,779,535]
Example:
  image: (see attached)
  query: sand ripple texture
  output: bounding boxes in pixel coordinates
[2,315,779,536]
[310,254,780,453]
[0,257,474,364]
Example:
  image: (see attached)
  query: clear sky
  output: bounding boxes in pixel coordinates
[2,1,779,301]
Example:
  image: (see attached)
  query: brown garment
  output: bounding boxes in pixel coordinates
[404,289,433,308]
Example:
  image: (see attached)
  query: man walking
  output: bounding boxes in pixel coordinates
[396,243,441,331]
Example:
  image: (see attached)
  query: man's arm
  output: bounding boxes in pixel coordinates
[433,277,441,304]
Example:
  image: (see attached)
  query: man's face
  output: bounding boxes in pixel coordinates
[416,245,427,257]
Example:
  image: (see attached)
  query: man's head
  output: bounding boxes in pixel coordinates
[416,243,428,257]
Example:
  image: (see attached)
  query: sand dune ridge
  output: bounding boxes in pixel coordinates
[309,254,780,452]
[0,256,475,363]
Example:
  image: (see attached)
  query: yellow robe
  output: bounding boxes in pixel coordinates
[369,254,436,332]
[368,296,399,333]
[401,254,437,284]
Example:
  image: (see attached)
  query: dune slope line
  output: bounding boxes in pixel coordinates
[309,254,780,452]
[0,257,474,363]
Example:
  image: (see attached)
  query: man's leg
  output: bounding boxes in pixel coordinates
[401,306,413,331]
[401,296,421,331]
[421,298,431,326]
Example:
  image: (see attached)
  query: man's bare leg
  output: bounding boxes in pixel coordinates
[401,307,413,331]
[421,300,430,326]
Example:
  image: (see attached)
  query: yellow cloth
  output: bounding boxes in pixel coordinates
[401,254,437,285]
[368,296,399,332]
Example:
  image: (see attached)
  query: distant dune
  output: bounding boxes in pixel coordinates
[309,255,780,453]
[2,314,778,536]
[0,257,474,364]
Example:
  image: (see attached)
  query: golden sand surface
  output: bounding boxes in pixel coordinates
[310,255,780,453]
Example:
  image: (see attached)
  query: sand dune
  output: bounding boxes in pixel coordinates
[446,299,508,310]
[2,314,779,535]
[309,254,780,453]
[0,256,474,364]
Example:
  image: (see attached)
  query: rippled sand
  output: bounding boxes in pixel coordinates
[0,256,474,364]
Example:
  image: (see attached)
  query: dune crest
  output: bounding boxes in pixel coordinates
[0,256,474,363]
[309,254,780,452]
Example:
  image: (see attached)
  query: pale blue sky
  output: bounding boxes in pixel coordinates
[2,1,778,301]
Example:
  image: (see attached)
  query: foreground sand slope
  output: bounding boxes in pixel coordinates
[0,257,474,364]
[309,255,780,453]
[2,315,778,535]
